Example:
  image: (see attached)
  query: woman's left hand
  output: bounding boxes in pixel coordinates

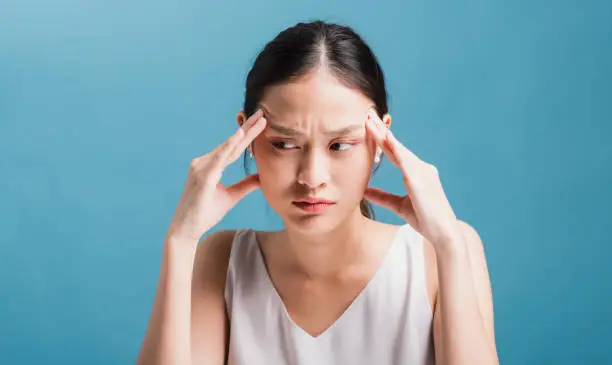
[363,108,463,251]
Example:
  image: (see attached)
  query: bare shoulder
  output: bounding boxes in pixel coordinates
[456,220,486,254]
[193,229,238,291]
[197,229,237,257]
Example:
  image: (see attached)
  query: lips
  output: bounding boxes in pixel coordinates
[293,197,335,204]
[292,198,335,213]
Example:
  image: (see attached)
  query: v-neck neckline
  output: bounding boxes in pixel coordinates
[250,224,406,340]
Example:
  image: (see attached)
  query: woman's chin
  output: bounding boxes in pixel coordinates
[282,210,337,233]
[281,204,358,235]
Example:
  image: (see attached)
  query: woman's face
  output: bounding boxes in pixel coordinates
[238,69,391,234]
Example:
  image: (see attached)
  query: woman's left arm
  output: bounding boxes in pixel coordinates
[363,108,499,365]
[430,220,498,365]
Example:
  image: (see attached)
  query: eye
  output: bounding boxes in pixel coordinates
[330,142,354,152]
[271,141,298,150]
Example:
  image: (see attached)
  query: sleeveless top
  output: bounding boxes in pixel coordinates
[224,223,435,365]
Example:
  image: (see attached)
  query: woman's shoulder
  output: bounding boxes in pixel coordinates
[195,227,276,262]
[198,229,238,250]
[194,230,239,273]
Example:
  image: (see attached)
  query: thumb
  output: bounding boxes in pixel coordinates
[363,186,403,213]
[226,173,261,203]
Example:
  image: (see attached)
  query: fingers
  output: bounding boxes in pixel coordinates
[365,109,423,176]
[208,126,246,173]
[365,109,400,168]
[211,109,263,154]
[226,173,261,203]
[202,109,265,174]
[226,114,267,164]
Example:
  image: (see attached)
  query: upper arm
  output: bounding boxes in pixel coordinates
[190,229,236,365]
[432,220,497,364]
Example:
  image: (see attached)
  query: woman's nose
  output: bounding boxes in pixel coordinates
[296,149,330,189]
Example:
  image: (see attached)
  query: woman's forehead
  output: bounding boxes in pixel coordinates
[260,89,372,127]
[260,70,373,114]
[259,103,370,136]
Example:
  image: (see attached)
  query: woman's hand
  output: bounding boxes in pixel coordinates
[363,108,462,251]
[165,109,267,245]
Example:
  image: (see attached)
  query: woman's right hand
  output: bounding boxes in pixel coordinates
[165,109,267,244]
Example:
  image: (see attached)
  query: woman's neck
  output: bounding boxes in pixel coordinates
[276,211,378,280]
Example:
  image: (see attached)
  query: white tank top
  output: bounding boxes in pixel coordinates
[224,223,435,365]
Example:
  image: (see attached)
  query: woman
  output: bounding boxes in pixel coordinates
[136,20,499,365]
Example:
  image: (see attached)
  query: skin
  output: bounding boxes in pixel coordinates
[136,65,498,365]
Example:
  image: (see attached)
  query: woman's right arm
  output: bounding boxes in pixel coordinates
[135,230,234,365]
[135,109,267,365]
[135,236,197,365]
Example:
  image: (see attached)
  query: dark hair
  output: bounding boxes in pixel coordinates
[242,20,388,220]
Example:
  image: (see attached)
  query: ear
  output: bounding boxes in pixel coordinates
[236,110,247,128]
[236,111,254,155]
[382,113,392,129]
[366,111,392,155]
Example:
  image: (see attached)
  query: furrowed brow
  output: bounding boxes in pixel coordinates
[268,123,302,136]
[260,105,364,137]
[267,123,363,137]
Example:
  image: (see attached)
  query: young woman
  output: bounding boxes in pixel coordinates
[136,20,499,365]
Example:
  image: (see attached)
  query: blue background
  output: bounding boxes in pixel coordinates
[1,1,610,364]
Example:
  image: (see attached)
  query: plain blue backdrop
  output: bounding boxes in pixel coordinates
[1,1,610,364]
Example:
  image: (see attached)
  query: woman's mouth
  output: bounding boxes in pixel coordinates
[292,198,336,213]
